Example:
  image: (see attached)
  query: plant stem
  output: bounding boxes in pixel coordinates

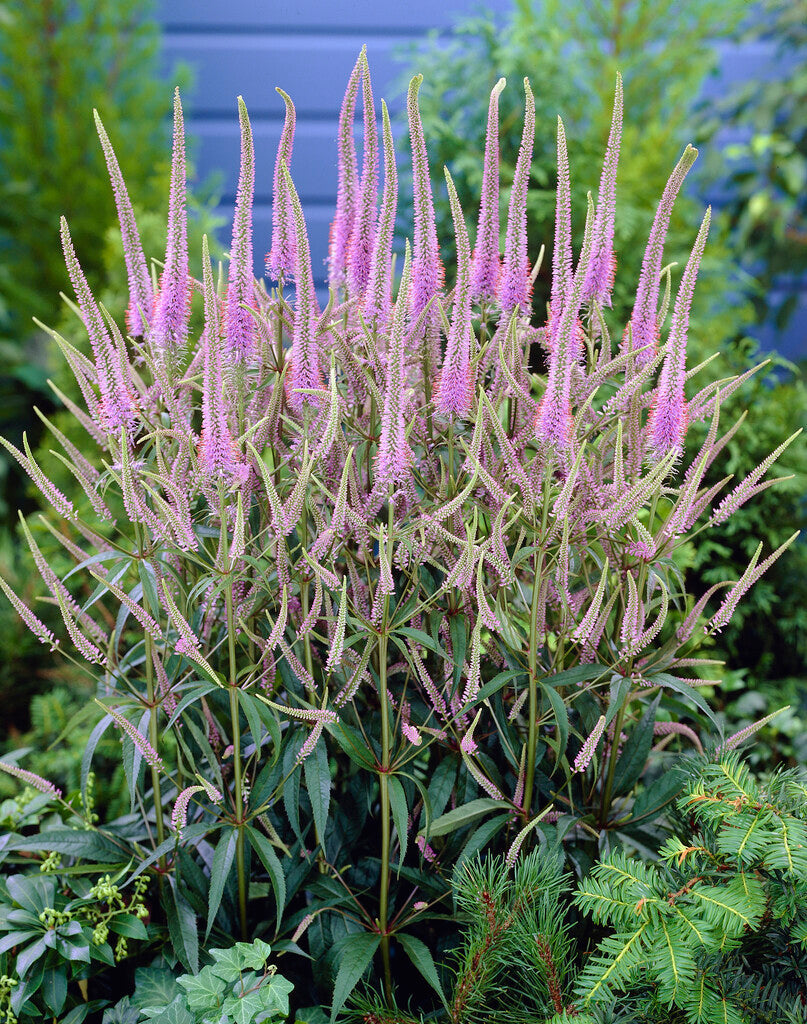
[378,501,394,1001]
[220,486,248,939]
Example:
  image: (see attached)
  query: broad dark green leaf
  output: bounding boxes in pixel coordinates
[206,828,237,939]
[41,966,67,1015]
[450,614,467,691]
[647,672,719,728]
[630,767,686,823]
[81,714,112,805]
[239,691,264,748]
[397,932,447,1007]
[391,626,446,658]
[330,932,380,1022]
[8,829,123,861]
[541,664,610,688]
[246,825,287,932]
[542,683,569,764]
[612,695,660,797]
[422,798,509,840]
[470,669,524,706]
[109,913,148,940]
[303,737,331,852]
[283,739,304,842]
[164,879,198,974]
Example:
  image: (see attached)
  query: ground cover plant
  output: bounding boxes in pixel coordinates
[0,46,803,1024]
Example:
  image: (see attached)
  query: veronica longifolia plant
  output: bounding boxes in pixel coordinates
[0,47,800,1011]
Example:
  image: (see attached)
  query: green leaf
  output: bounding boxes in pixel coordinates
[81,713,112,806]
[303,736,331,852]
[612,695,660,797]
[258,975,294,1018]
[647,673,719,728]
[397,933,447,1007]
[8,829,122,860]
[283,740,303,841]
[41,966,67,1015]
[109,913,148,940]
[325,721,376,769]
[246,825,287,932]
[426,758,457,826]
[231,937,273,971]
[450,615,467,691]
[164,878,198,974]
[177,964,227,1011]
[330,933,380,1023]
[387,776,409,868]
[240,691,265,748]
[422,797,509,840]
[132,968,181,1010]
[391,626,446,659]
[630,767,686,824]
[206,828,238,939]
[542,683,569,764]
[542,664,609,688]
[141,994,194,1024]
[223,990,267,1024]
[470,669,524,705]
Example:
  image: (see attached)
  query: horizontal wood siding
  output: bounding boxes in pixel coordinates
[155,2,805,358]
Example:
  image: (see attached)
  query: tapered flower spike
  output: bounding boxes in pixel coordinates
[624,145,698,366]
[60,217,136,432]
[0,760,61,799]
[363,99,397,330]
[104,705,163,770]
[548,116,573,340]
[407,73,444,367]
[647,207,711,458]
[266,88,297,280]
[470,77,505,302]
[346,49,378,298]
[328,48,363,289]
[282,161,324,412]
[435,169,474,418]
[709,531,798,634]
[581,73,623,308]
[377,239,414,486]
[573,715,607,772]
[198,235,245,480]
[151,89,190,350]
[535,193,595,450]
[499,78,535,316]
[224,96,257,361]
[94,110,153,336]
[0,575,59,649]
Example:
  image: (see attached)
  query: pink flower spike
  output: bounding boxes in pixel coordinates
[377,240,414,487]
[547,116,573,347]
[435,170,474,418]
[624,145,698,366]
[573,715,606,772]
[363,99,398,331]
[198,235,245,480]
[535,192,596,450]
[266,88,297,280]
[282,162,324,412]
[581,73,623,308]
[499,78,535,316]
[346,49,378,299]
[94,110,153,336]
[224,96,257,362]
[60,217,137,433]
[470,77,505,302]
[328,48,363,289]
[718,707,788,753]
[0,574,59,649]
[0,760,61,799]
[105,705,163,771]
[151,89,190,350]
[407,74,444,368]
[647,208,711,458]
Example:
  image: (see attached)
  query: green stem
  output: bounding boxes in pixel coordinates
[378,502,394,1001]
[220,486,248,940]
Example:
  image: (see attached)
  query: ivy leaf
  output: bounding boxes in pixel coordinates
[206,828,238,939]
[330,933,380,1022]
[397,933,447,1007]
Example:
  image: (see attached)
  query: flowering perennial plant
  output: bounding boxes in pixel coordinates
[0,47,799,1015]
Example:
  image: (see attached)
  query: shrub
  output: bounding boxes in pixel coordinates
[0,47,799,1020]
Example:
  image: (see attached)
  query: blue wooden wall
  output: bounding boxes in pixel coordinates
[156,0,805,359]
